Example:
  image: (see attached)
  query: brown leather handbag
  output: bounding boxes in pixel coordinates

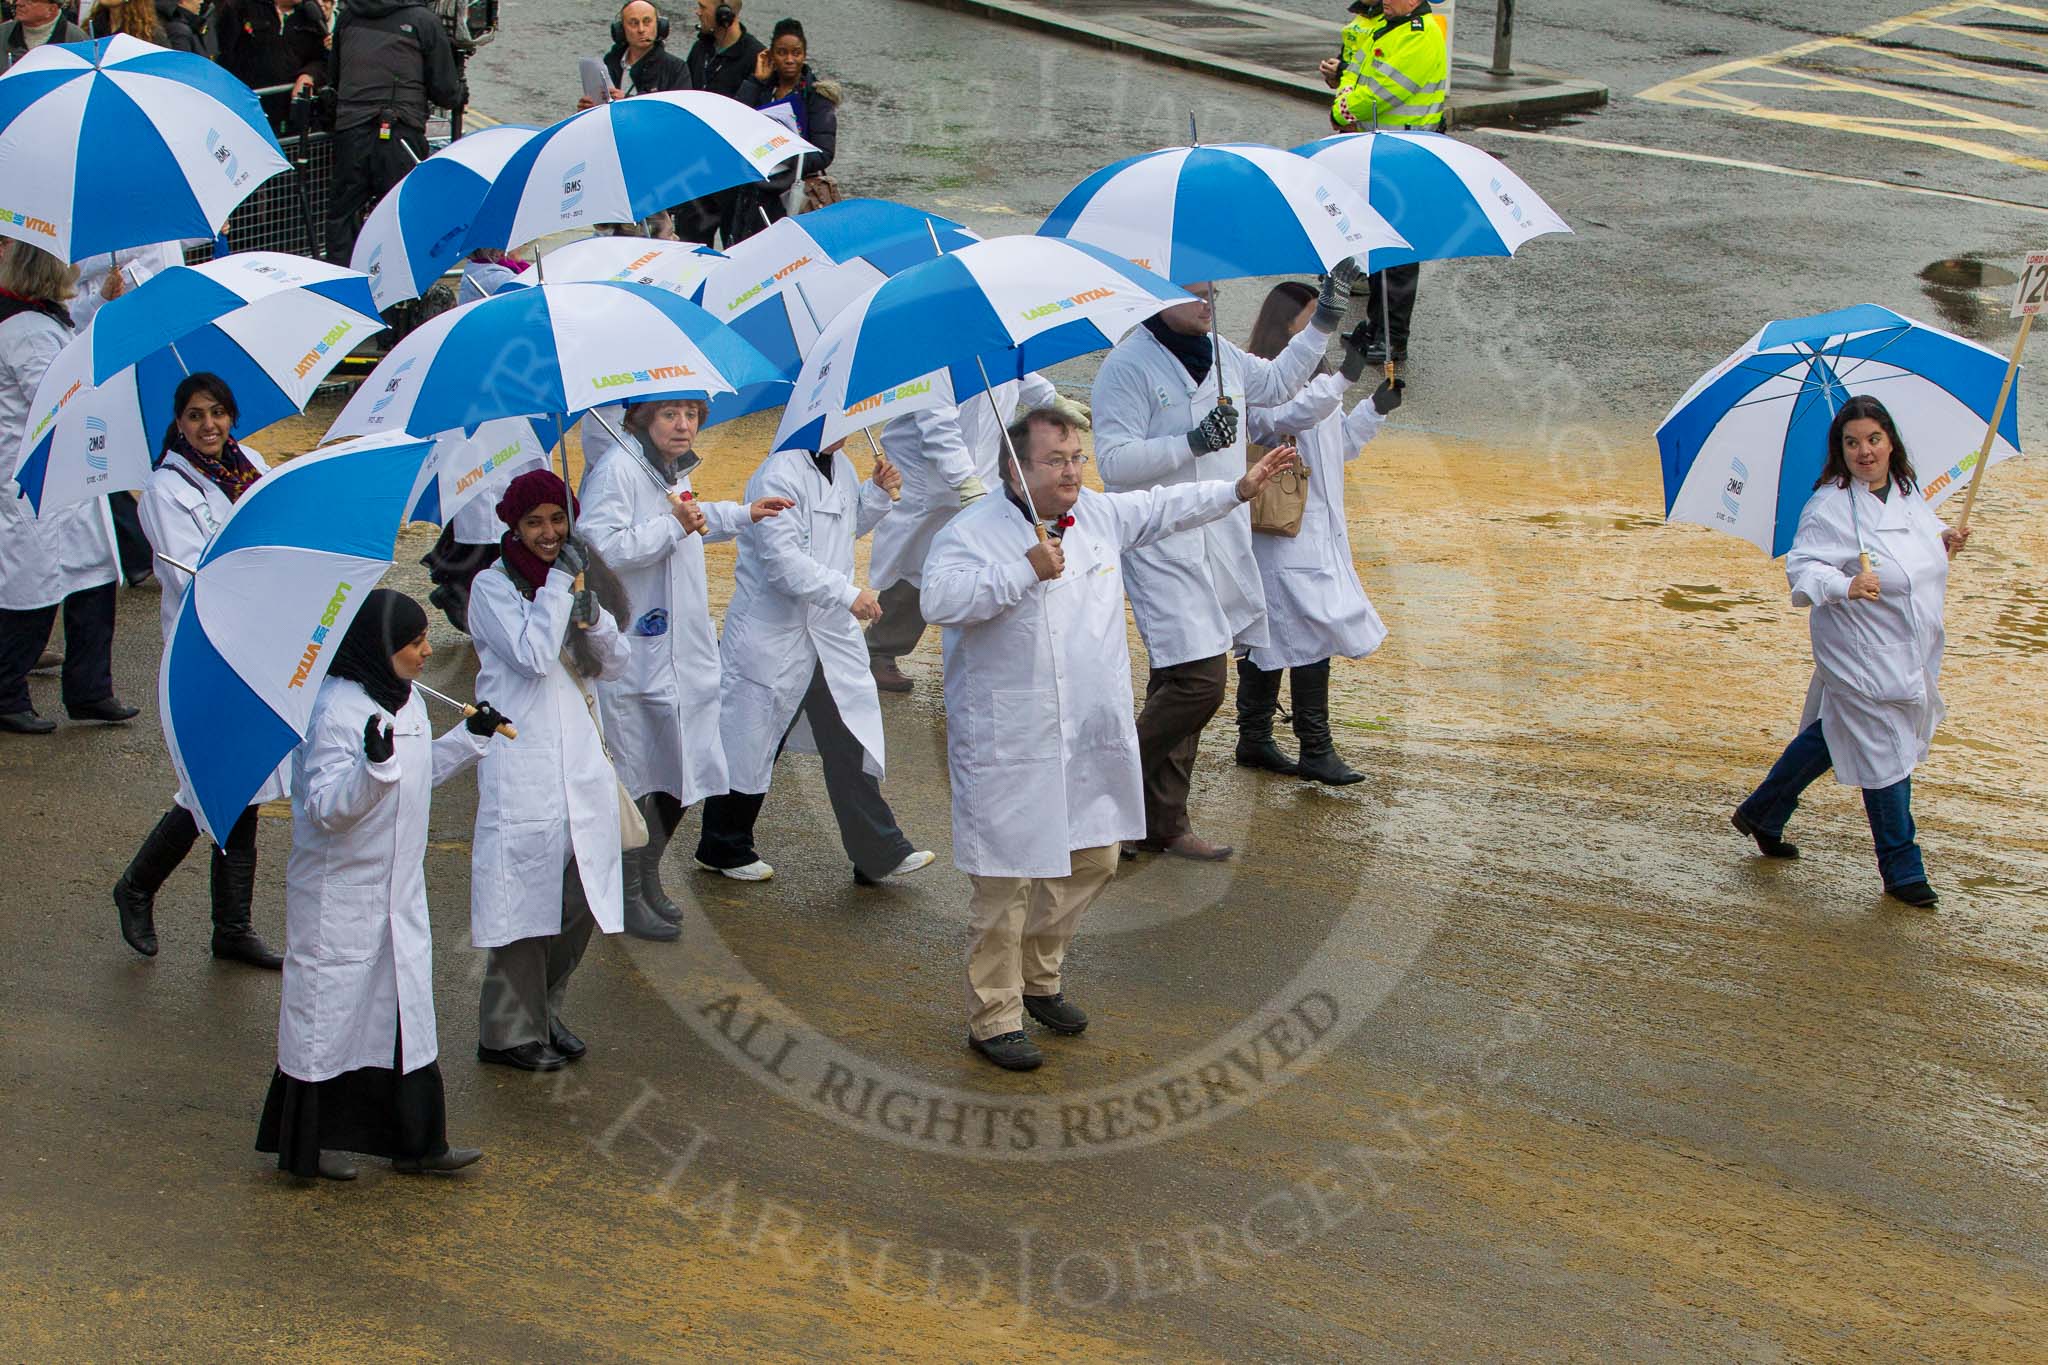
[1247,443,1310,537]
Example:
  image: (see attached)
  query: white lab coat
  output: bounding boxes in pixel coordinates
[870,372,1057,591]
[467,564,631,947]
[717,448,894,794]
[580,441,751,805]
[1092,320,1329,667]
[0,310,118,612]
[281,679,488,1081]
[1244,372,1388,671]
[137,445,292,811]
[1785,481,1951,791]
[922,481,1247,878]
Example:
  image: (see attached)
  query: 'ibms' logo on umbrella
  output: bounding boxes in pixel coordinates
[365,242,384,280]
[368,356,417,420]
[204,129,249,189]
[288,582,357,690]
[83,416,110,474]
[1717,456,1748,525]
[561,161,587,217]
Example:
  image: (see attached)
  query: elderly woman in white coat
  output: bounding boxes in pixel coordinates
[694,439,934,886]
[469,469,632,1072]
[580,397,790,938]
[1091,266,1355,860]
[110,373,287,967]
[257,589,504,1182]
[1235,280,1406,786]
[866,372,1058,692]
[921,407,1301,1071]
[1733,396,1968,908]
[0,241,134,736]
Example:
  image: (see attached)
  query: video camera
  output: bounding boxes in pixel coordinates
[436,0,498,55]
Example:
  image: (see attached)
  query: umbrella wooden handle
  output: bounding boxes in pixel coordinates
[462,705,519,741]
[1858,552,1874,575]
[573,570,591,630]
[1034,523,1049,545]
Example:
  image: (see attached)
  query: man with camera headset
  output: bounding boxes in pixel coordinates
[581,1,690,110]
[320,0,463,265]
[674,0,763,243]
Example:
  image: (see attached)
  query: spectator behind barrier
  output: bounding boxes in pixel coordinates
[215,0,327,128]
[320,0,463,266]
[0,0,89,74]
[581,0,689,110]
[155,0,216,54]
[725,17,839,242]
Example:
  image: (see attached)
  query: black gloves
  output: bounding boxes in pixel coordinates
[363,715,395,764]
[1370,378,1406,416]
[1339,333,1373,384]
[1186,401,1240,455]
[465,702,511,738]
[553,537,588,579]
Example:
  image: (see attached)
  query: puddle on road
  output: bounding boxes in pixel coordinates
[1660,583,1762,613]
[1920,257,2019,334]
[1523,510,1664,532]
[1985,585,2048,656]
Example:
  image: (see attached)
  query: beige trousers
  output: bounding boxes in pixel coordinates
[965,844,1120,1041]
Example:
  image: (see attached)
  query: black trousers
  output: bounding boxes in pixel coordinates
[0,582,115,714]
[1358,262,1422,353]
[109,492,153,583]
[326,121,427,266]
[696,663,913,879]
[1136,653,1229,842]
[865,579,929,664]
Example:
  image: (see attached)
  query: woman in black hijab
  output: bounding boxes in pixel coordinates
[257,589,508,1182]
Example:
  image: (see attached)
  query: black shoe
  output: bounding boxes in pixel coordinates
[210,843,282,968]
[636,798,683,924]
[1295,745,1365,785]
[1023,992,1089,1036]
[316,1151,358,1181]
[394,1146,483,1175]
[113,882,160,957]
[1731,809,1799,859]
[550,1023,588,1062]
[1234,657,1296,774]
[1886,879,1939,908]
[969,1031,1043,1071]
[1288,661,1365,785]
[1362,340,1389,366]
[0,711,56,735]
[477,1042,568,1072]
[113,808,198,958]
[623,891,680,941]
[67,697,139,724]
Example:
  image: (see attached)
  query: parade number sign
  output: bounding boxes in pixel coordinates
[2015,250,2048,319]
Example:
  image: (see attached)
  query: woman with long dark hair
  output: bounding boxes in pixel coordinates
[1234,279,1404,785]
[258,589,502,1181]
[1732,395,1970,907]
[114,372,286,966]
[466,470,633,1072]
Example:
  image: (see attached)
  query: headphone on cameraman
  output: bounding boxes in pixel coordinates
[611,2,671,47]
[716,4,737,28]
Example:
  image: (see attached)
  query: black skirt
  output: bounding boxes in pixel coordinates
[255,1044,449,1178]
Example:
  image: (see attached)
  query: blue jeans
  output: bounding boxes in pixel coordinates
[1738,720,1927,889]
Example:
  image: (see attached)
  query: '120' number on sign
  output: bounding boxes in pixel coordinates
[2015,250,2048,319]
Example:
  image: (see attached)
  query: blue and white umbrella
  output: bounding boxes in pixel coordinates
[702,198,979,377]
[1293,131,1572,267]
[773,235,1191,453]
[466,92,818,253]
[406,415,563,527]
[1659,304,2023,558]
[1038,142,1405,283]
[0,35,287,260]
[160,431,439,844]
[536,235,727,300]
[13,252,381,513]
[324,281,783,442]
[350,123,541,310]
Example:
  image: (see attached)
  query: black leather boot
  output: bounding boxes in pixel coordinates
[1290,660,1365,787]
[621,824,679,942]
[637,796,682,925]
[210,844,283,969]
[112,808,198,958]
[1233,657,1297,775]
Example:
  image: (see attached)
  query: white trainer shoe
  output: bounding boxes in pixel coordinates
[883,850,935,878]
[696,857,774,882]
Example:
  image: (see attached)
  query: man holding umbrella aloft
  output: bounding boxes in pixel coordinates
[1093,265,1357,860]
[923,407,1302,1070]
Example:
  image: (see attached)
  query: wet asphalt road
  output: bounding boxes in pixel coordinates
[4,1,2048,1359]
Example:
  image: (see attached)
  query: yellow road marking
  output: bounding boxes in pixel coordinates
[1639,1,2048,172]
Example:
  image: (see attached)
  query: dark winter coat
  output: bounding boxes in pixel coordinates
[325,0,461,132]
[734,65,839,173]
[686,25,762,99]
[215,0,327,94]
[602,36,690,96]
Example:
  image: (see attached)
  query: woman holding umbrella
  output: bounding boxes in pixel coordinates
[1732,396,1968,908]
[580,397,791,939]
[468,470,632,1072]
[1234,280,1404,786]
[111,372,285,968]
[0,242,135,738]
[258,589,504,1182]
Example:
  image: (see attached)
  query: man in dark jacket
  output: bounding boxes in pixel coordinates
[216,0,328,126]
[321,0,462,265]
[674,0,764,243]
[0,0,88,74]
[156,0,216,55]
[584,0,689,107]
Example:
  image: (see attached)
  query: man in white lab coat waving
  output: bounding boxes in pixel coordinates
[1092,267,1355,860]
[921,406,1300,1071]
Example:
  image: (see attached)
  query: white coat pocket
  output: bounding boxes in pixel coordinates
[308,882,386,963]
[990,689,1059,766]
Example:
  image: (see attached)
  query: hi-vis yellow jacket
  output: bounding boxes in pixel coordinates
[1333,3,1450,130]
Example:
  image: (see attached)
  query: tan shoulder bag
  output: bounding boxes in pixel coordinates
[1246,443,1310,538]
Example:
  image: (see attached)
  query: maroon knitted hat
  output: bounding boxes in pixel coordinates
[495,469,577,526]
